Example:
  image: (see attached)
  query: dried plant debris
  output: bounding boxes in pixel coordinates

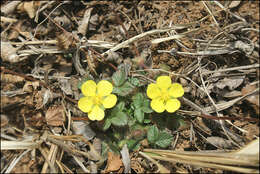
[45,105,65,126]
[0,1,259,173]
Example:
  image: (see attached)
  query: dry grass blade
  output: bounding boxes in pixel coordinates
[4,149,30,173]
[139,151,170,173]
[1,140,41,150]
[143,138,259,173]
[204,88,259,113]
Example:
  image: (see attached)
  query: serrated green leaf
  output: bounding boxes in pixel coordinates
[112,69,126,86]
[111,111,128,126]
[129,77,141,87]
[113,82,135,96]
[155,131,173,148]
[134,108,144,123]
[147,125,159,144]
[132,93,144,108]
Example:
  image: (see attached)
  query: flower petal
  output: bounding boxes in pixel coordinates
[78,97,93,113]
[156,76,172,90]
[147,83,161,99]
[165,99,181,113]
[88,105,105,121]
[169,83,184,98]
[97,80,113,96]
[102,94,117,108]
[151,98,165,113]
[81,80,97,96]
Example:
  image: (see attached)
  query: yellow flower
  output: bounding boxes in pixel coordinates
[78,80,117,121]
[147,76,184,113]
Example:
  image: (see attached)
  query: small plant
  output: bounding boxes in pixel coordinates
[77,71,184,151]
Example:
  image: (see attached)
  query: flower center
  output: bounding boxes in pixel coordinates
[93,95,102,105]
[161,89,170,102]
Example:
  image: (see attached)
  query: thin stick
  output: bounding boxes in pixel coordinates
[202,64,260,75]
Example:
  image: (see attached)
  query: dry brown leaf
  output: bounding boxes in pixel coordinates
[1,1,21,15]
[45,105,65,126]
[1,73,24,83]
[228,1,241,9]
[78,8,93,35]
[241,84,259,106]
[56,32,77,50]
[1,114,9,128]
[1,42,20,63]
[8,21,23,40]
[23,81,40,93]
[17,1,40,19]
[72,121,96,141]
[105,151,124,173]
[206,136,233,149]
[216,76,244,90]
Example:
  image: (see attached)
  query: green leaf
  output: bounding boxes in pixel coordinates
[112,69,126,86]
[155,132,173,148]
[143,119,151,124]
[141,106,153,113]
[147,125,159,144]
[129,77,141,87]
[132,93,144,108]
[134,108,144,123]
[111,111,128,126]
[126,139,140,151]
[116,101,125,111]
[140,99,153,113]
[103,119,112,131]
[113,82,135,96]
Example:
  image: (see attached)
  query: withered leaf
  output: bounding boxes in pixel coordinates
[45,105,65,126]
[105,151,123,173]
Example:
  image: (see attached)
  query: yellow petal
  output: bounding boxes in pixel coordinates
[102,94,117,108]
[169,83,184,98]
[165,99,181,113]
[147,83,161,99]
[78,97,93,113]
[97,80,113,96]
[81,80,97,96]
[156,76,172,90]
[151,98,165,113]
[88,105,105,121]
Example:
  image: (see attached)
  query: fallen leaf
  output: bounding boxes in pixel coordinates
[222,90,242,98]
[120,144,131,173]
[45,105,65,126]
[17,1,40,19]
[1,114,9,128]
[216,76,244,90]
[1,42,20,63]
[105,151,123,173]
[206,136,233,149]
[228,1,241,9]
[241,84,259,106]
[23,81,40,93]
[1,73,24,83]
[72,121,96,140]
